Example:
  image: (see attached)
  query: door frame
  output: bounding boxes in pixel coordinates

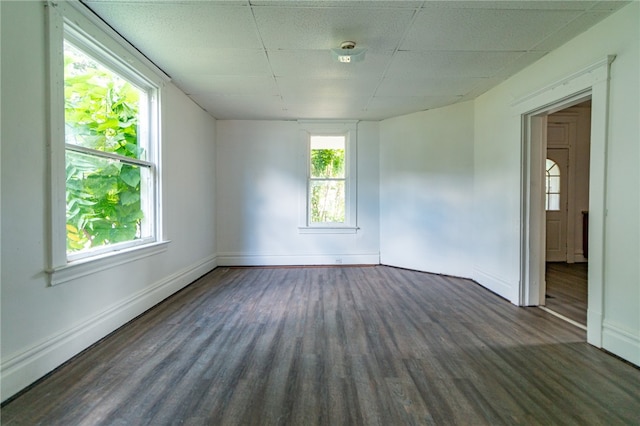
[515,56,615,348]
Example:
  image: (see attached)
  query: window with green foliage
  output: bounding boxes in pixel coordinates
[63,36,156,259]
[309,136,346,224]
[47,2,165,284]
[298,121,356,233]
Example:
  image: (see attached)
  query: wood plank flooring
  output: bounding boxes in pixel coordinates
[545,262,588,325]
[2,266,639,425]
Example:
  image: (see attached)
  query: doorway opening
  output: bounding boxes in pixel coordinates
[518,56,614,349]
[541,101,592,329]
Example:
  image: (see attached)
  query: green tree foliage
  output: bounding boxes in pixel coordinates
[311,148,344,178]
[64,43,144,252]
[310,148,345,223]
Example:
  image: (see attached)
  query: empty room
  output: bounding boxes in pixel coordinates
[1,0,639,424]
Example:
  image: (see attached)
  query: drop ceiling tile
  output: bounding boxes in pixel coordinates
[154,49,271,77]
[401,8,582,51]
[366,95,463,119]
[278,77,378,100]
[85,3,262,51]
[589,1,631,10]
[268,49,392,78]
[283,98,370,120]
[376,77,488,97]
[492,51,549,78]
[173,75,279,96]
[88,0,249,3]
[423,1,599,10]
[191,94,286,120]
[387,51,525,80]
[531,11,616,51]
[250,1,423,7]
[459,77,507,100]
[253,7,415,50]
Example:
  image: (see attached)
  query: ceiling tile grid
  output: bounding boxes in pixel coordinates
[84,0,630,120]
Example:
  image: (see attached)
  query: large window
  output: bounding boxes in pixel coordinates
[299,121,357,233]
[64,40,154,258]
[47,2,167,283]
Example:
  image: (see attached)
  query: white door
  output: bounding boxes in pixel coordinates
[546,148,569,261]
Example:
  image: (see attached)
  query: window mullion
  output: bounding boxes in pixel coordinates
[65,143,154,168]
[309,177,345,182]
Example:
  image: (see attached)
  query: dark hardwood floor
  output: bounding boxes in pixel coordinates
[545,262,588,325]
[2,266,639,425]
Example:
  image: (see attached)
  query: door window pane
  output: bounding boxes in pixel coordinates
[546,159,561,211]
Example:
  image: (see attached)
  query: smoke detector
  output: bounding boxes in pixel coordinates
[331,41,366,63]
[340,41,356,50]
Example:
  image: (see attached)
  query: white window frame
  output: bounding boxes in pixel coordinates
[298,121,358,234]
[46,1,170,285]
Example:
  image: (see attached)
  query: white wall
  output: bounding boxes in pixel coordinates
[473,3,639,363]
[215,120,379,265]
[379,102,475,278]
[0,1,217,402]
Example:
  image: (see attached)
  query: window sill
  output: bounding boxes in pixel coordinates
[298,227,359,234]
[47,240,170,286]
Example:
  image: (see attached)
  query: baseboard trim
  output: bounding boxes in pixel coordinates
[0,254,218,403]
[587,308,603,347]
[216,252,380,267]
[602,320,640,367]
[472,267,515,303]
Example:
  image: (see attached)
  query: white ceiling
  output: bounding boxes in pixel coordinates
[83,0,628,121]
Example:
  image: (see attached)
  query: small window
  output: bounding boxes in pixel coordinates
[298,121,357,233]
[309,136,346,224]
[546,159,560,211]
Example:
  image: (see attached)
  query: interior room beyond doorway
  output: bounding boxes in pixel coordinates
[543,101,592,328]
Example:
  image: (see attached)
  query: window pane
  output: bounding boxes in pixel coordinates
[548,176,560,193]
[310,136,345,178]
[547,193,560,211]
[66,150,149,253]
[545,159,556,172]
[310,180,345,223]
[64,41,145,160]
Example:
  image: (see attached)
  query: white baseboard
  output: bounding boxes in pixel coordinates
[602,320,640,367]
[0,254,218,403]
[587,308,603,347]
[216,252,380,267]
[573,251,588,263]
[472,267,516,303]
